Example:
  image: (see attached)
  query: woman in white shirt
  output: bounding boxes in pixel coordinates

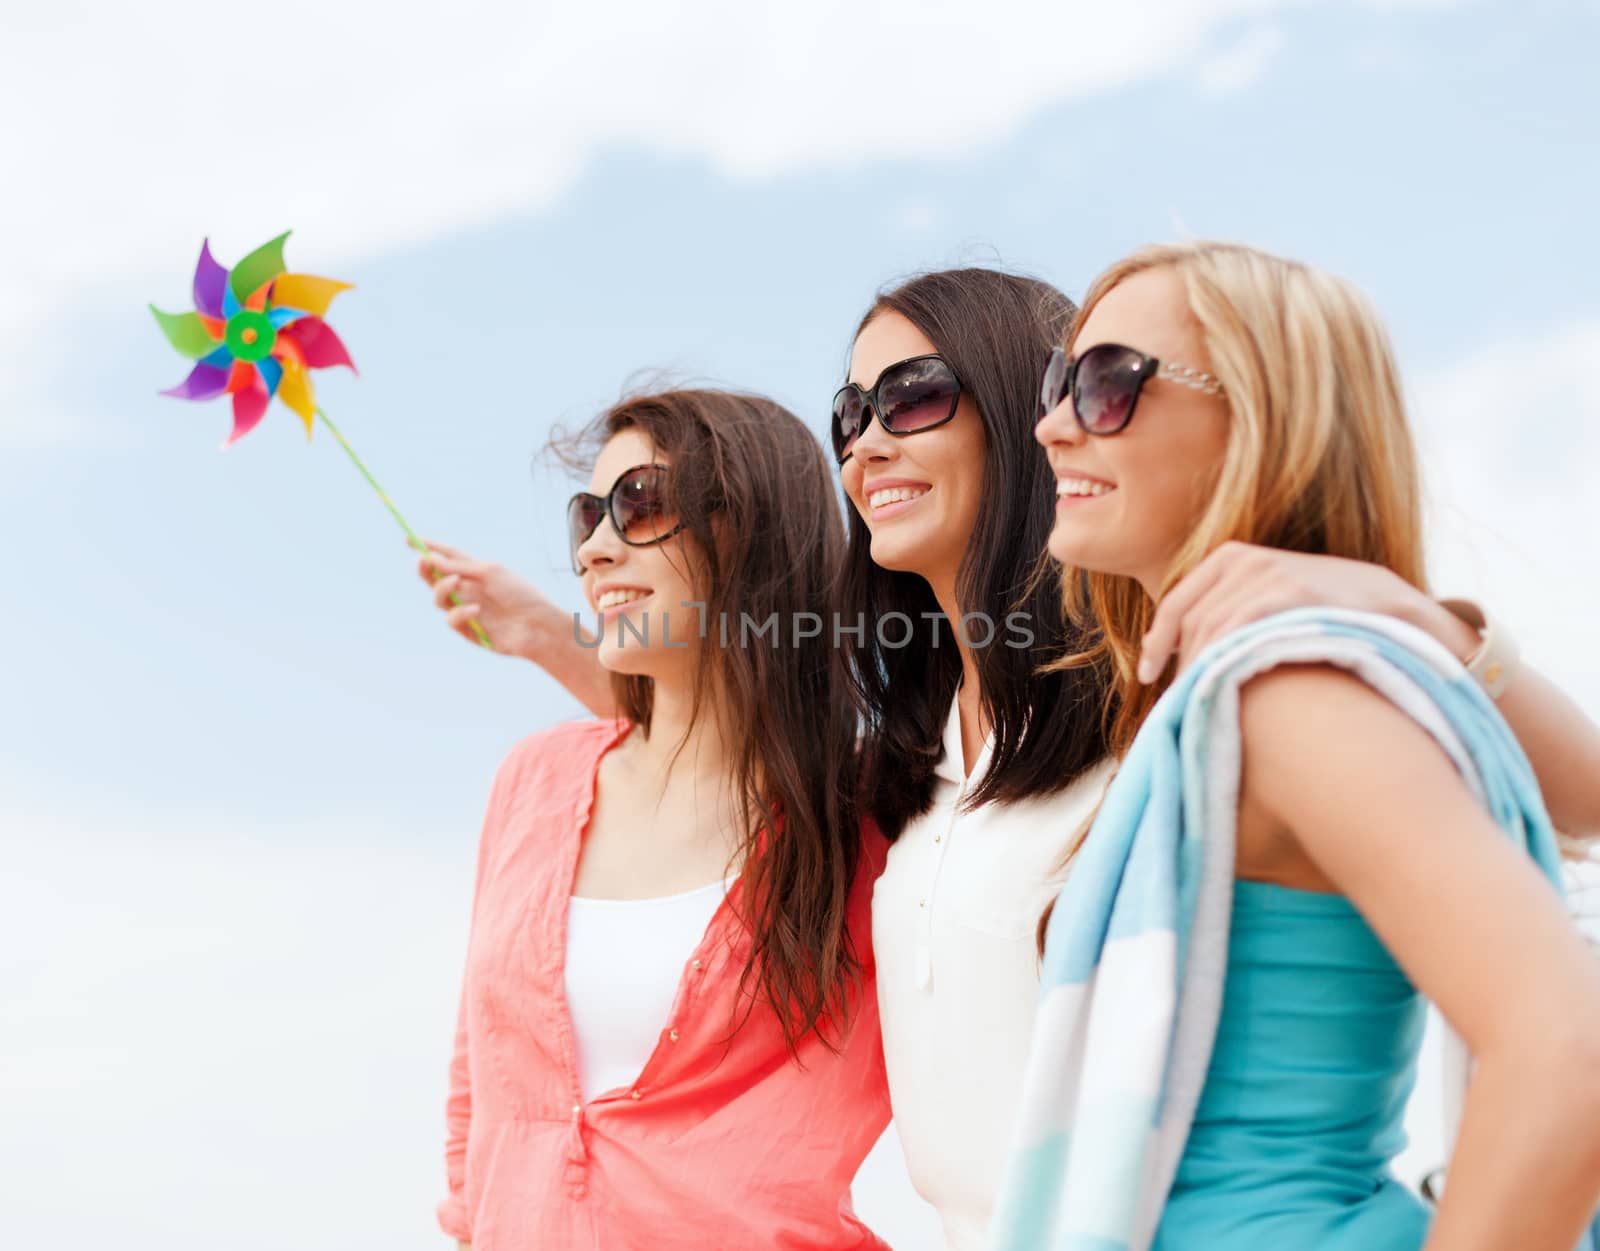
[828,272,1117,1251]
[418,267,1600,1251]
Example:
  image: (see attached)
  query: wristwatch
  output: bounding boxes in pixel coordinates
[1439,598,1520,700]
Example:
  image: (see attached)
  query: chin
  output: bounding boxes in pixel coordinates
[596,635,664,676]
[596,649,645,676]
[600,629,702,678]
[1045,526,1082,568]
[867,538,917,573]
[869,526,950,576]
[1047,535,1121,580]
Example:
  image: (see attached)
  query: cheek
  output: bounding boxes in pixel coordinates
[1120,432,1225,549]
[1165,416,1229,510]
[659,545,705,604]
[839,460,866,514]
[622,540,694,607]
[1145,467,1207,545]
[687,534,729,605]
[926,422,986,514]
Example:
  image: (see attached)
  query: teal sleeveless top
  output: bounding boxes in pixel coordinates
[1154,880,1432,1249]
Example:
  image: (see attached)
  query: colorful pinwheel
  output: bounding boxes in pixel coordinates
[150,232,355,447]
[149,232,492,648]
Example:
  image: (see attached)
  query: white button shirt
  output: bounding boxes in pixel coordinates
[871,692,1114,1251]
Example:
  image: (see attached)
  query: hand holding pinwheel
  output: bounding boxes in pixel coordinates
[150,233,491,649]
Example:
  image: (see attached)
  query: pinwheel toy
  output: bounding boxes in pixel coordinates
[151,232,491,647]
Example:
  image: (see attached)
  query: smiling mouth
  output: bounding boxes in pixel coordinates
[868,485,930,512]
[1056,478,1115,498]
[596,588,651,611]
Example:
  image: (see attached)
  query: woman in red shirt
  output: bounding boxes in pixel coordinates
[437,389,891,1250]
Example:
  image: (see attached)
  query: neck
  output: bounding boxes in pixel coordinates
[609,664,746,872]
[631,666,728,786]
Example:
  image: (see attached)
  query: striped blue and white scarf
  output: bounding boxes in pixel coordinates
[988,608,1594,1251]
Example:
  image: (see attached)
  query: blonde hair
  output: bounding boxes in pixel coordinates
[1048,241,1427,756]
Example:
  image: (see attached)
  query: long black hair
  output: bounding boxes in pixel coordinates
[553,389,865,1053]
[843,268,1113,836]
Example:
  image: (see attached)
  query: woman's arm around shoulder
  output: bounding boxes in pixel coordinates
[1142,543,1600,837]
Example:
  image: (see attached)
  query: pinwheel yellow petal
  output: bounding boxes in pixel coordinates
[271,273,353,319]
[275,354,317,438]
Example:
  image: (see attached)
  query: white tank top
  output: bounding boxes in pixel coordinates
[564,879,730,1103]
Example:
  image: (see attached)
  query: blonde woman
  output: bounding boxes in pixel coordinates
[1024,241,1600,1249]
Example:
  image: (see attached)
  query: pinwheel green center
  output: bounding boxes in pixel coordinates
[225,309,277,363]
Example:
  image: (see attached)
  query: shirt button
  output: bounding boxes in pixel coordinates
[934,835,942,843]
[630,1089,642,1100]
[571,1103,582,1117]
[668,1028,680,1042]
[919,899,926,908]
[690,959,703,970]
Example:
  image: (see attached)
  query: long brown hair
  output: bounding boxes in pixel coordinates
[1049,241,1427,756]
[552,388,865,1052]
[842,268,1114,837]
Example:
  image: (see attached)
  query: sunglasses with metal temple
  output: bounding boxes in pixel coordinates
[1037,342,1225,436]
[566,463,685,575]
[831,354,963,464]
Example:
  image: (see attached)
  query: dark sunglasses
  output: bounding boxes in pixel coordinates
[1036,343,1225,436]
[831,354,962,464]
[566,463,685,575]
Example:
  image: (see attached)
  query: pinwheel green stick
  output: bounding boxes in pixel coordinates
[150,232,492,649]
[314,407,493,649]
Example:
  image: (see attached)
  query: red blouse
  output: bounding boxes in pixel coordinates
[437,718,893,1250]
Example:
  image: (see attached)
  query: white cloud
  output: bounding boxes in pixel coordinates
[1,0,1456,445]
[1410,320,1600,717]
[1195,25,1286,93]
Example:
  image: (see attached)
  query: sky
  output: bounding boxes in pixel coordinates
[3,1,1597,1247]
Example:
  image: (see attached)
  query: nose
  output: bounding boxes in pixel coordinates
[576,511,623,575]
[1035,397,1085,450]
[850,406,897,462]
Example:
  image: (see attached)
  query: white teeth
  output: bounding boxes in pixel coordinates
[1056,478,1114,497]
[597,588,650,610]
[868,485,930,509]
